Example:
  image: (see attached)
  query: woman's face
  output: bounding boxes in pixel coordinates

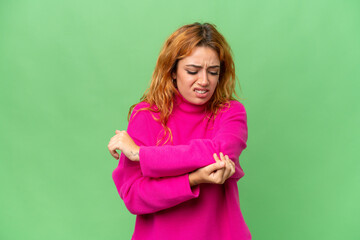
[172,46,220,105]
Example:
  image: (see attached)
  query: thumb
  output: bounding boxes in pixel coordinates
[205,161,225,174]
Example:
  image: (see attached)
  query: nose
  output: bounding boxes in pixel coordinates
[197,70,209,86]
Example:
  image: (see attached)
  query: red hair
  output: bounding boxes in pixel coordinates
[128,22,243,145]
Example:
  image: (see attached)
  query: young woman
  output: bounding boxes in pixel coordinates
[108,22,251,240]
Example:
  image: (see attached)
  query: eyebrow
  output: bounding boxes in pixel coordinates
[185,64,220,69]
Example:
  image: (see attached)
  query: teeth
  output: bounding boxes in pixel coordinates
[195,90,207,94]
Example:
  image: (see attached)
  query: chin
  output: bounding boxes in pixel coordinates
[190,98,209,105]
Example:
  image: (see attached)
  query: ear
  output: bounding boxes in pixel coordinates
[171,72,177,80]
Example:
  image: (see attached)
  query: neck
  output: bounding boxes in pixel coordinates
[173,92,207,114]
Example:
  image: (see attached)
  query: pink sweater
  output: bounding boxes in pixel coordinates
[112,93,251,240]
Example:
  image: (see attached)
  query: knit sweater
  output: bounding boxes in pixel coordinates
[112,93,251,240]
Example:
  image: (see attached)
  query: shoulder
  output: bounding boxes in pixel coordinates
[132,101,153,112]
[229,100,246,112]
[129,101,159,125]
[127,102,160,145]
[211,100,247,125]
[218,100,246,115]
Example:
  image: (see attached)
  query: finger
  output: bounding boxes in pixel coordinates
[222,160,231,182]
[211,157,225,183]
[226,159,235,179]
[225,155,236,170]
[216,153,225,174]
[115,130,121,134]
[108,144,120,159]
[219,153,228,181]
[225,155,235,178]
[213,153,221,162]
[112,149,120,159]
[230,164,235,177]
[223,155,235,180]
[210,164,226,184]
[110,149,119,159]
[220,152,230,177]
[205,161,225,174]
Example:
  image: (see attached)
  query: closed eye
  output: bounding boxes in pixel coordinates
[186,71,219,76]
[187,71,197,75]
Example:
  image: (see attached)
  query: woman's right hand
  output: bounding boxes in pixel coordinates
[189,152,236,187]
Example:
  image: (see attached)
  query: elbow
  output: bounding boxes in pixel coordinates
[231,166,245,180]
[113,167,157,215]
[123,197,151,215]
[112,168,119,183]
[120,184,152,215]
[123,201,140,215]
[219,139,247,160]
[120,188,141,215]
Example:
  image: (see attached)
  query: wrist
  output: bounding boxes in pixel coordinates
[129,145,140,162]
[134,145,140,161]
[189,172,200,187]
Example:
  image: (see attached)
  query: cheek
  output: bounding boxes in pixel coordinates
[210,78,219,88]
[177,73,196,87]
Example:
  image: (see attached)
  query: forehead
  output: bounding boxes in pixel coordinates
[180,46,220,65]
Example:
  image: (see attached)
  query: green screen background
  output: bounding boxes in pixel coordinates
[1,0,359,239]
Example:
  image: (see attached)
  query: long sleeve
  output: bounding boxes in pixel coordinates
[112,103,200,215]
[112,154,200,215]
[139,101,248,180]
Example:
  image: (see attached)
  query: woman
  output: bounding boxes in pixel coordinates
[108,22,251,240]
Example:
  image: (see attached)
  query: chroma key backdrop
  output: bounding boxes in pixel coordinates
[0,0,359,239]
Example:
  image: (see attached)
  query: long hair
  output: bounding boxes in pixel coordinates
[128,22,242,145]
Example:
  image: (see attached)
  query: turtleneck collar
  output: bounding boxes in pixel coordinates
[173,92,207,114]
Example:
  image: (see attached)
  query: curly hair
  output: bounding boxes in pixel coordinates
[128,22,243,145]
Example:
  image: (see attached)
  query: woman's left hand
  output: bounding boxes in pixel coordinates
[108,130,140,161]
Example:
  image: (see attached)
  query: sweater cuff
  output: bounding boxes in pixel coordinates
[139,145,155,176]
[184,173,200,197]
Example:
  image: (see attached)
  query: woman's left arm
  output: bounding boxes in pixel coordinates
[138,101,248,180]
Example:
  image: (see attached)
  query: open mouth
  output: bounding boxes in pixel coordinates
[194,89,208,94]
